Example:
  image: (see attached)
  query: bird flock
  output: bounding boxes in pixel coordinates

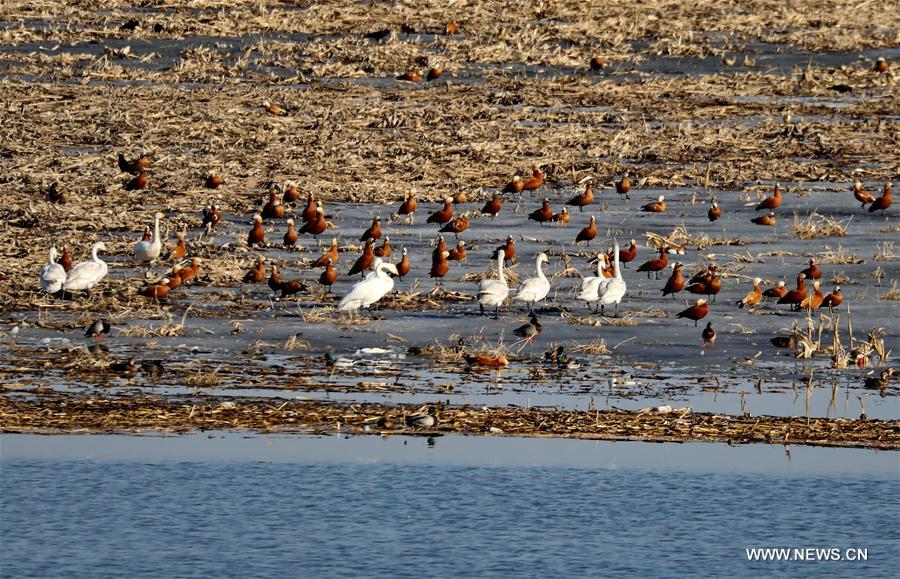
[38,151,894,360]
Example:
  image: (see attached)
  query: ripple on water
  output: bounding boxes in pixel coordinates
[1,434,897,578]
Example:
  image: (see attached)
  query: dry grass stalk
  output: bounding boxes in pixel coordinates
[645,225,744,251]
[569,339,611,355]
[602,316,640,327]
[184,369,221,387]
[874,241,897,262]
[819,246,862,265]
[883,280,900,301]
[464,267,521,286]
[830,272,854,286]
[283,335,312,351]
[865,329,890,366]
[830,314,849,369]
[792,212,850,239]
[298,307,345,324]
[118,307,192,337]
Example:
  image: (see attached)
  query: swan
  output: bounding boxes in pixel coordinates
[514,252,550,314]
[598,243,627,316]
[134,212,164,264]
[63,242,108,292]
[577,253,612,312]
[339,258,399,314]
[477,249,509,318]
[362,257,388,281]
[39,247,67,294]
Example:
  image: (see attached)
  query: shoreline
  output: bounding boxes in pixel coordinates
[3,395,897,450]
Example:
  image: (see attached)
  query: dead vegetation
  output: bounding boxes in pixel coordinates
[646,225,745,252]
[568,339,611,355]
[2,394,897,449]
[778,307,892,369]
[0,6,893,321]
[117,307,194,337]
[818,246,863,265]
[874,241,897,262]
[792,212,851,239]
[0,1,897,439]
[884,281,900,301]
[464,267,521,287]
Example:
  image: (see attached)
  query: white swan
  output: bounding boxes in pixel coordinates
[577,253,612,312]
[39,247,67,294]
[339,258,399,314]
[598,243,627,317]
[514,252,550,314]
[477,249,509,318]
[362,257,387,281]
[63,242,108,292]
[134,212,164,264]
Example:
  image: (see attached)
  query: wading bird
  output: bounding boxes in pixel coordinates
[514,253,550,314]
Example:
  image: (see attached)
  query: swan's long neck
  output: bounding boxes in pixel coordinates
[595,257,602,277]
[49,248,58,264]
[613,245,622,280]
[536,258,546,281]
[152,215,161,243]
[91,244,102,263]
[497,253,506,285]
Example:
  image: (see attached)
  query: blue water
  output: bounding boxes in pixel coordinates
[1,435,898,578]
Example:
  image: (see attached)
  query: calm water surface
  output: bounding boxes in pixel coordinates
[1,434,898,578]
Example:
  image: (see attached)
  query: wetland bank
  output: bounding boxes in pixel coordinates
[0,1,898,447]
[3,3,900,578]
